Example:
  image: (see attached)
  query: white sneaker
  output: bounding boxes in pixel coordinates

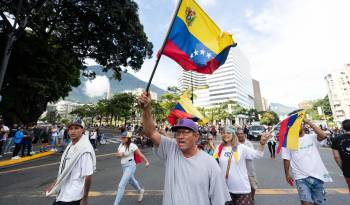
[11,156,21,160]
[138,188,144,202]
[0,155,3,157]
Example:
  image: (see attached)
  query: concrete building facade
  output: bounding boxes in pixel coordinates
[252,79,264,111]
[182,48,254,109]
[325,64,350,125]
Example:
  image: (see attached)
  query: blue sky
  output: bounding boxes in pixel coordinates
[86,0,350,107]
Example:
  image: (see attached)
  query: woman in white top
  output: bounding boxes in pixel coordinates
[267,126,277,159]
[114,130,150,205]
[215,127,270,205]
[90,128,97,150]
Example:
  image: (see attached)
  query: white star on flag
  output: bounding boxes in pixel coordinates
[190,53,194,58]
[200,49,205,55]
[194,50,199,56]
[206,52,212,58]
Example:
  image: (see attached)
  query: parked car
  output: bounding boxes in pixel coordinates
[248,125,266,141]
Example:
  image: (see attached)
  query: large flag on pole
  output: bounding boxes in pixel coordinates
[162,0,236,74]
[167,92,208,126]
[276,110,306,154]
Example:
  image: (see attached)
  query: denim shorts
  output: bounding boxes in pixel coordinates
[295,177,326,205]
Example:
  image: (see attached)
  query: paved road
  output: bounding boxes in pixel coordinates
[0,134,348,205]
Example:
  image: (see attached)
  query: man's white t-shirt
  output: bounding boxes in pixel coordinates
[118,143,138,164]
[281,134,332,182]
[57,144,94,202]
[218,144,263,194]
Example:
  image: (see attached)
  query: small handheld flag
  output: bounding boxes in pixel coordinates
[276,110,306,154]
[167,92,208,126]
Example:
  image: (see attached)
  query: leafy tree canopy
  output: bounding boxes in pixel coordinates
[0,0,153,124]
[1,0,153,79]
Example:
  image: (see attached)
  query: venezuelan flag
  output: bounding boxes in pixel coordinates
[167,93,208,125]
[276,111,306,154]
[162,0,236,74]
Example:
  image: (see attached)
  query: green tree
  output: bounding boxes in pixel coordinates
[1,0,153,79]
[0,33,80,125]
[108,93,137,125]
[0,0,153,124]
[46,110,60,124]
[159,93,180,116]
[260,111,279,125]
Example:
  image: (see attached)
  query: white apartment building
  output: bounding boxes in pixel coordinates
[325,64,350,125]
[48,100,85,119]
[178,70,207,91]
[195,48,254,108]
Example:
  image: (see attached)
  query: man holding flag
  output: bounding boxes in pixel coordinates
[139,91,231,205]
[281,112,332,205]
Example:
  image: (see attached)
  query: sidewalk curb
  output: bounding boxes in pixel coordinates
[0,151,56,168]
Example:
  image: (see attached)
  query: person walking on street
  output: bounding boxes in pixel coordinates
[113,131,150,205]
[331,119,350,193]
[203,135,216,155]
[0,121,9,157]
[4,123,17,154]
[12,126,25,159]
[214,127,269,205]
[90,128,97,150]
[236,128,260,204]
[51,125,59,151]
[46,119,96,205]
[21,125,33,157]
[267,126,277,159]
[282,116,332,205]
[139,92,231,205]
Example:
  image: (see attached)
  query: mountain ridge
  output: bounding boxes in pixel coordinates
[65,65,166,104]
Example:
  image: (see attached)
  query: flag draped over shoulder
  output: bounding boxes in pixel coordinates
[167,93,208,126]
[276,111,306,154]
[162,0,236,74]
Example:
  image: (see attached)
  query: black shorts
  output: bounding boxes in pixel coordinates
[53,200,81,205]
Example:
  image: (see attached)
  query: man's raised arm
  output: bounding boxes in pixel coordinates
[138,92,161,147]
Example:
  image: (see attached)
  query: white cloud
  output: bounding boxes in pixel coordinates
[236,0,350,106]
[84,75,110,98]
[197,0,217,7]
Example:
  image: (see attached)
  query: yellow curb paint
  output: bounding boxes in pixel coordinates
[2,188,348,198]
[256,189,298,195]
[0,151,56,167]
[86,188,348,197]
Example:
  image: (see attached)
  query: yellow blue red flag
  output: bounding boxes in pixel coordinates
[277,110,306,154]
[162,0,236,74]
[167,92,208,125]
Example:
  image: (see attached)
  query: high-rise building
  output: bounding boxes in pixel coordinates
[325,64,350,125]
[262,97,271,111]
[206,48,254,108]
[178,71,207,91]
[182,48,254,109]
[252,79,264,111]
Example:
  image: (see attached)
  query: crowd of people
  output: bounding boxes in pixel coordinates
[0,121,104,160]
[3,92,350,205]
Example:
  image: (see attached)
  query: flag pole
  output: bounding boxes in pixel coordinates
[145,0,183,92]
